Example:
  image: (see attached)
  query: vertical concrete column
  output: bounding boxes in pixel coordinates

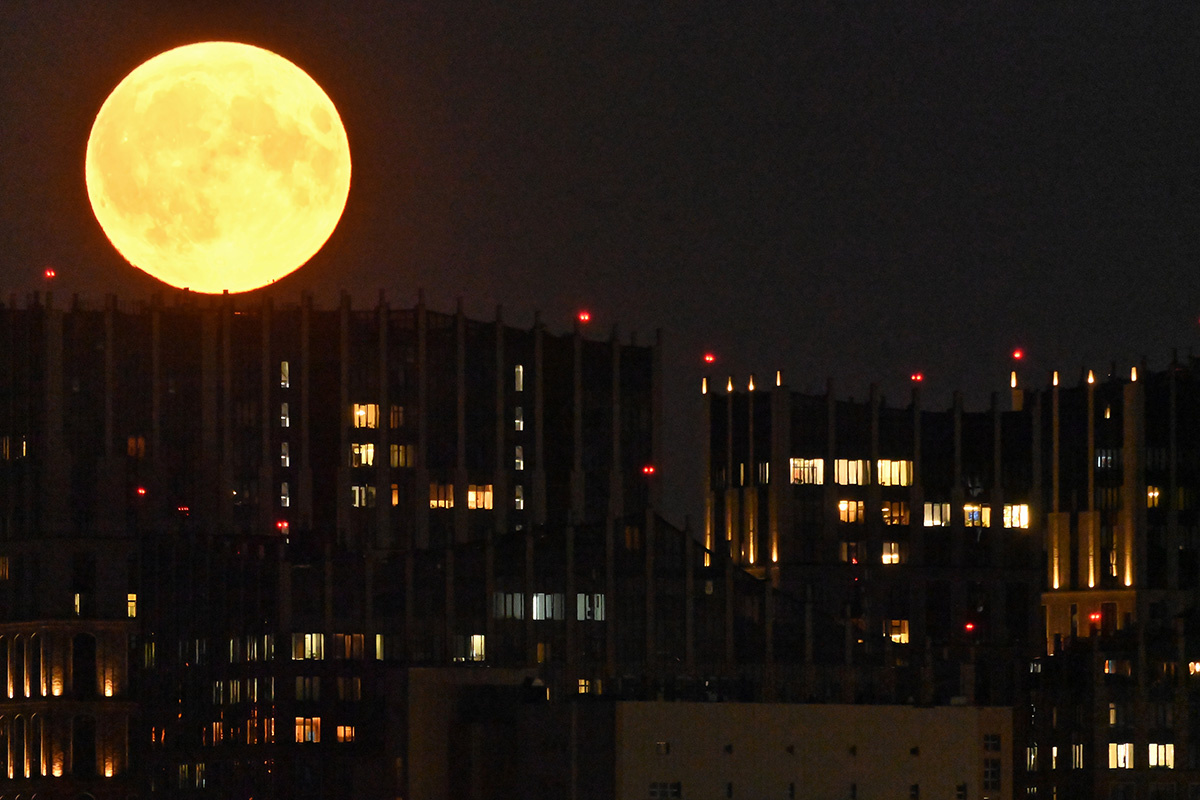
[726,379,738,562]
[703,377,714,557]
[605,329,622,678]
[487,307,505,653]
[415,294,429,550]
[769,379,789,575]
[258,299,274,533]
[532,318,547,527]
[299,293,314,531]
[910,386,925,646]
[989,394,1007,643]
[200,303,219,539]
[151,298,162,464]
[40,295,69,538]
[454,299,467,545]
[823,379,837,564]
[1166,368,1178,591]
[651,329,663,509]
[220,295,233,535]
[1079,374,1098,589]
[376,294,391,549]
[644,508,655,674]
[99,296,125,538]
[745,376,755,566]
[950,393,966,631]
[337,292,351,547]
[684,521,695,673]
[566,326,583,670]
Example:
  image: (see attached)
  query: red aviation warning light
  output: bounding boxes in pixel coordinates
[1089,611,1101,623]
[964,622,976,633]
[276,520,290,532]
[577,310,591,323]
[642,465,656,475]
[704,352,716,364]
[1012,349,1024,360]
[43,268,56,279]
[910,373,924,382]
[136,487,147,496]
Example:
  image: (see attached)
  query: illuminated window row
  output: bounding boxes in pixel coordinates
[349,443,416,468]
[839,541,904,565]
[212,677,275,704]
[788,458,914,486]
[0,436,29,460]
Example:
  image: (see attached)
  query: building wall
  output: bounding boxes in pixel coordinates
[614,701,1012,800]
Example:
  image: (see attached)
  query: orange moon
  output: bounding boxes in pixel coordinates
[85,42,351,294]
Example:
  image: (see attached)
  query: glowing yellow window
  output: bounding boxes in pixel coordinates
[876,459,913,486]
[881,542,901,564]
[429,483,454,509]
[882,501,910,526]
[337,725,355,743]
[789,458,824,485]
[886,619,909,643]
[127,593,137,618]
[468,484,493,510]
[834,459,867,485]
[294,716,320,743]
[964,504,991,527]
[1148,486,1161,508]
[352,403,379,428]
[350,443,374,467]
[838,500,864,523]
[1003,504,1029,529]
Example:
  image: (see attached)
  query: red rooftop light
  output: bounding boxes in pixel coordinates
[136,487,146,496]
[964,622,975,632]
[44,268,56,279]
[704,353,716,364]
[577,310,591,323]
[1012,349,1024,360]
[910,373,924,382]
[276,520,289,531]
[1089,612,1101,622]
[642,465,656,475]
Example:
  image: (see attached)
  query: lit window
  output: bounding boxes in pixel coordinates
[881,542,901,565]
[882,501,910,525]
[280,361,290,388]
[533,593,565,621]
[839,541,860,564]
[515,445,525,470]
[291,633,324,660]
[514,365,525,392]
[1026,745,1038,771]
[834,459,867,485]
[294,716,320,743]
[127,593,137,618]
[923,502,950,527]
[515,406,524,432]
[391,483,399,506]
[1109,742,1133,769]
[1097,448,1120,469]
[469,634,485,661]
[493,592,525,619]
[280,442,290,468]
[838,500,865,523]
[578,679,591,694]
[429,483,454,509]
[337,725,356,743]
[280,402,290,427]
[790,458,824,485]
[514,485,525,510]
[1149,743,1174,768]
[964,504,991,527]
[1003,504,1029,529]
[1072,743,1084,769]
[390,444,414,468]
[280,482,290,507]
[1148,486,1161,508]
[468,484,493,510]
[886,619,909,643]
[127,435,146,458]
[352,403,379,428]
[74,593,81,615]
[390,404,403,428]
[876,459,913,486]
[576,593,605,621]
[350,443,375,467]
[351,485,376,508]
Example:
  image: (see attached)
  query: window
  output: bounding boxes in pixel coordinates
[291,633,324,660]
[515,485,525,510]
[429,483,453,509]
[576,593,605,621]
[1026,745,1039,771]
[514,365,525,391]
[533,593,565,621]
[1109,742,1134,769]
[877,459,913,486]
[280,361,290,388]
[839,541,860,564]
[515,406,524,432]
[1148,486,1161,508]
[390,444,414,468]
[337,725,356,743]
[350,443,374,467]
[390,404,403,428]
[280,442,290,467]
[1149,743,1175,768]
[964,504,991,527]
[790,458,824,485]
[127,593,137,618]
[352,403,379,428]
[909,785,919,799]
[515,445,525,470]
[452,634,486,662]
[295,676,320,701]
[834,459,867,485]
[1003,504,1030,529]
[0,557,8,580]
[294,716,320,743]
[886,619,909,644]
[1072,742,1084,769]
[127,435,146,458]
[882,542,901,565]
[924,502,950,527]
[468,484,493,510]
[493,592,525,619]
[351,485,376,508]
[280,482,290,507]
[838,500,865,523]
[280,402,290,427]
[983,758,1001,790]
[984,733,1001,751]
[882,501,910,525]
[336,676,362,701]
[1097,448,1120,469]
[333,634,365,659]
[956,784,968,800]
[578,678,591,694]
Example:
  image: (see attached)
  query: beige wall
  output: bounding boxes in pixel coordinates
[615,701,1011,800]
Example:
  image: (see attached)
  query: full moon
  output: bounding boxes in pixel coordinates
[85,42,351,294]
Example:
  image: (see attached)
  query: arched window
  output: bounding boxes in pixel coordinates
[71,635,96,700]
[27,635,41,698]
[71,716,95,777]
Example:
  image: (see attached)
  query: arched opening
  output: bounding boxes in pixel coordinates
[12,716,25,779]
[0,714,9,779]
[0,636,8,698]
[27,635,41,698]
[10,636,24,699]
[70,635,96,700]
[70,716,95,778]
[28,715,42,777]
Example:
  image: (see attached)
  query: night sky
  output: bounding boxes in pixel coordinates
[3,1,1200,524]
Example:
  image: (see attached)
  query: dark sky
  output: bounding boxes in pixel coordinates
[3,1,1200,524]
